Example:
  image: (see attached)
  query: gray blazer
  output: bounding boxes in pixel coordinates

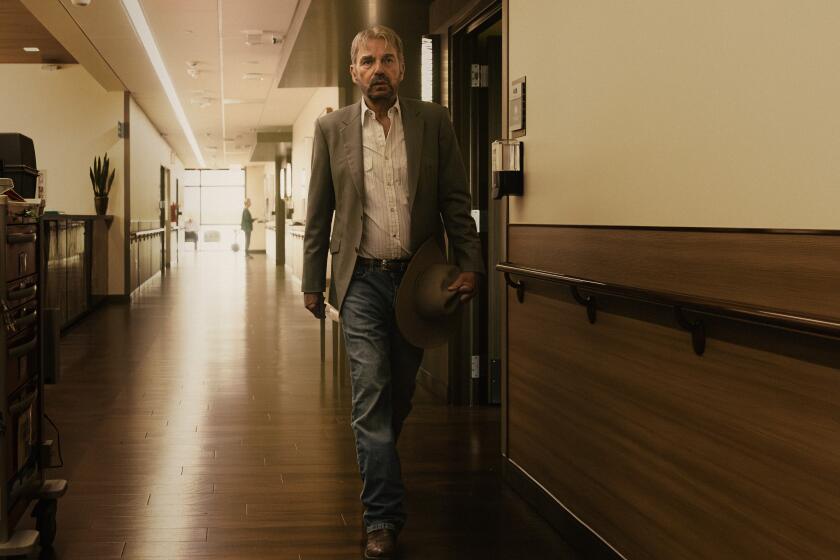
[302,97,484,310]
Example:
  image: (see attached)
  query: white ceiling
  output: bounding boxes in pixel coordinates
[45,0,319,168]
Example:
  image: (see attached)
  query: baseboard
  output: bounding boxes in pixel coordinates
[57,296,117,334]
[103,294,131,305]
[503,457,623,560]
[416,366,448,402]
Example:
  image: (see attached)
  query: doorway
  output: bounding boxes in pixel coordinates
[450,3,503,405]
[160,166,170,272]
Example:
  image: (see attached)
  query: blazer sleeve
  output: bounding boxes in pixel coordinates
[437,106,485,274]
[302,118,335,293]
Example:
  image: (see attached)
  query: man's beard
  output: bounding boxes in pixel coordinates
[366,78,393,100]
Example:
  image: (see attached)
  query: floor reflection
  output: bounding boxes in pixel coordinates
[28,250,576,559]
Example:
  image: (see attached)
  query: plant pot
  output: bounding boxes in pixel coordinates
[94,196,109,216]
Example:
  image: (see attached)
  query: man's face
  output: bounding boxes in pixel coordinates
[350,37,404,103]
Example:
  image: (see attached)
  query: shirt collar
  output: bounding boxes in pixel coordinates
[361,97,401,125]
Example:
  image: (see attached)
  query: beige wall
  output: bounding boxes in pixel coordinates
[508,0,840,229]
[0,64,127,294]
[129,97,183,225]
[244,164,267,251]
[291,87,339,222]
[0,64,124,214]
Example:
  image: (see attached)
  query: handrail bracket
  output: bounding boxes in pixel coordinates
[570,286,597,324]
[675,307,706,356]
[504,272,525,303]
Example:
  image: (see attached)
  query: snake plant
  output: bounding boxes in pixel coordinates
[89,153,116,197]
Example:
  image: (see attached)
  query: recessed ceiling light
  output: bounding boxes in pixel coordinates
[23,47,40,52]
[242,73,265,81]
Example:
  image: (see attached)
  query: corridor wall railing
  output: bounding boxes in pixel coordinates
[498,262,840,354]
[129,224,164,294]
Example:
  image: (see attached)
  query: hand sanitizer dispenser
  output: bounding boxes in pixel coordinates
[491,139,523,199]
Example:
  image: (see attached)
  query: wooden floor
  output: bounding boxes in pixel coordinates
[28,251,579,559]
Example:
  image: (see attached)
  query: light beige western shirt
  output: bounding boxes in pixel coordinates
[359,98,411,259]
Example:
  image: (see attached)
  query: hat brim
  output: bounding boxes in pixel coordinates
[395,238,463,349]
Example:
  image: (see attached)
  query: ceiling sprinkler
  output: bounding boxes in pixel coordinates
[186,61,200,79]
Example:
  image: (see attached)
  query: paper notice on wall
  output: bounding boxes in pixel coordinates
[37,170,46,201]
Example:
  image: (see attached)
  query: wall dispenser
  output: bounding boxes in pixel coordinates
[492,139,523,199]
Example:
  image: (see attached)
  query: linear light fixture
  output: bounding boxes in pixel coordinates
[23,47,40,52]
[121,0,206,167]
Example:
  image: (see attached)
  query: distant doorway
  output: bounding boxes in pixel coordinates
[181,168,246,252]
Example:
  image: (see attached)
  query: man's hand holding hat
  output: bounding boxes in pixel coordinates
[447,272,478,302]
[395,238,481,348]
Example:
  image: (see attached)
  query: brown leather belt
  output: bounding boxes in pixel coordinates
[356,257,411,272]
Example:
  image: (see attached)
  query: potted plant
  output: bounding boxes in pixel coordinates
[89,153,115,215]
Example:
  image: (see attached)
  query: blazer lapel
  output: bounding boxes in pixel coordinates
[340,110,364,203]
[401,99,424,211]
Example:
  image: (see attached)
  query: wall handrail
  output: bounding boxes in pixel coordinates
[130,228,165,240]
[497,262,840,344]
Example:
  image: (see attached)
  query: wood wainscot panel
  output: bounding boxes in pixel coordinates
[508,225,840,322]
[507,279,840,559]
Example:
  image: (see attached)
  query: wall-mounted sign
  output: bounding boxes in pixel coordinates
[509,76,526,138]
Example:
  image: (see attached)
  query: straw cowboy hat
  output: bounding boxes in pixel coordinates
[396,237,464,349]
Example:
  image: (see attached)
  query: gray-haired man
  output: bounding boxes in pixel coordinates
[302,25,483,558]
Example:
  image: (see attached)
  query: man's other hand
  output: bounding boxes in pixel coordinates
[304,292,326,319]
[447,272,478,303]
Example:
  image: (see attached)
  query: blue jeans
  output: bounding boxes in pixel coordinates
[341,263,424,534]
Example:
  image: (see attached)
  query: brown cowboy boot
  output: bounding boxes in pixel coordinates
[364,528,396,559]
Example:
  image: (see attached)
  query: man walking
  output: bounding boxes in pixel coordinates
[302,25,483,559]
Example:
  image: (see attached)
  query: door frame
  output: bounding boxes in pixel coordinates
[159,165,170,272]
[448,1,504,406]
